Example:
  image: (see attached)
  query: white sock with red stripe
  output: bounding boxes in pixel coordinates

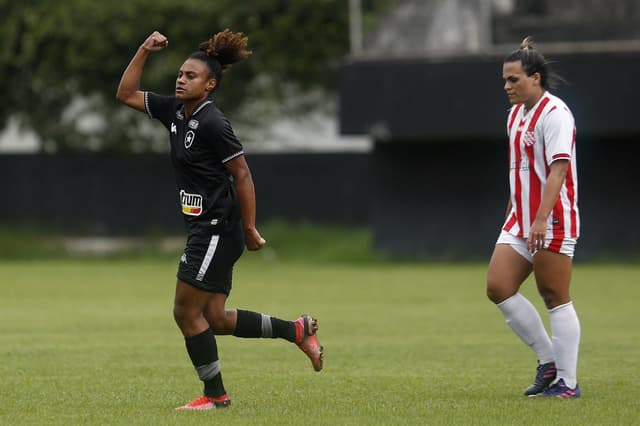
[497,293,554,363]
[549,301,580,389]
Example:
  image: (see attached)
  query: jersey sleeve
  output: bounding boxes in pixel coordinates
[542,106,574,166]
[144,92,176,130]
[209,114,244,163]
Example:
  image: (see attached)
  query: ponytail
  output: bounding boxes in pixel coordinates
[504,36,564,89]
[188,29,252,87]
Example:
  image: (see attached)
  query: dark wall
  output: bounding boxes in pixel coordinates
[0,153,370,235]
[1,154,180,235]
[248,152,370,226]
[1,144,637,260]
[371,137,639,261]
[371,140,508,260]
[339,50,640,140]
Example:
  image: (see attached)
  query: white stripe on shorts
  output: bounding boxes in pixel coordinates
[196,235,220,281]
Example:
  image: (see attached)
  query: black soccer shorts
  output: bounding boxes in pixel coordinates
[177,223,244,294]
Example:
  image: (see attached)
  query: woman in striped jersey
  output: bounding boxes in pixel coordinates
[486,37,581,398]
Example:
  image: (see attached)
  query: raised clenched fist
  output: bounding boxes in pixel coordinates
[141,31,168,52]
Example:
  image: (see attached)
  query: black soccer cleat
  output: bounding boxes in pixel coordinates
[524,361,557,396]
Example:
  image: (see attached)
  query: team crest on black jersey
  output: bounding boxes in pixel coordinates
[180,190,203,216]
[185,130,195,148]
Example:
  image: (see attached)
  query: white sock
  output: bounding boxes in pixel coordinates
[497,293,554,363]
[549,301,581,389]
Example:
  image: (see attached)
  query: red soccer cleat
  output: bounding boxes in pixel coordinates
[175,394,231,411]
[294,314,324,372]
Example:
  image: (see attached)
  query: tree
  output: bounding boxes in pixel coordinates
[0,0,394,152]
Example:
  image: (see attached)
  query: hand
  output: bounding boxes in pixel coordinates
[527,219,547,253]
[244,227,266,251]
[141,31,168,52]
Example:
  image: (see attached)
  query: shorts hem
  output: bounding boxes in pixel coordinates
[176,273,230,295]
[496,230,576,261]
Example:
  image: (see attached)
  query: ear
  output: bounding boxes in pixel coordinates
[531,72,541,86]
[206,79,217,92]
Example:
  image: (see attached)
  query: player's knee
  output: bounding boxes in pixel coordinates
[486,277,516,304]
[204,308,227,330]
[537,287,564,309]
[486,286,502,304]
[173,303,194,327]
[172,306,184,327]
[486,276,502,303]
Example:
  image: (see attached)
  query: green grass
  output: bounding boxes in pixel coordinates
[0,221,375,262]
[1,256,639,425]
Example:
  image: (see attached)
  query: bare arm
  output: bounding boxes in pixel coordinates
[115,31,168,111]
[225,155,266,251]
[528,159,569,252]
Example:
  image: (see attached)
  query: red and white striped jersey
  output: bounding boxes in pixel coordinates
[502,92,580,243]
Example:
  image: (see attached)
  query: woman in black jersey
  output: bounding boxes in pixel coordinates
[116,30,323,411]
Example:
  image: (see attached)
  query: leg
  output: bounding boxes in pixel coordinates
[533,250,581,392]
[532,249,572,309]
[203,297,324,372]
[487,244,532,304]
[203,293,237,335]
[204,299,297,340]
[173,279,210,337]
[174,228,242,409]
[173,280,229,408]
[488,244,556,395]
[487,245,552,358]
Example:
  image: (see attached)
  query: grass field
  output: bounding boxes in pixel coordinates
[1,253,639,425]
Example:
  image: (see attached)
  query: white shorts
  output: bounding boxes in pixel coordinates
[496,231,576,263]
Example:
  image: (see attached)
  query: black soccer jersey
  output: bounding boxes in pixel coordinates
[144,92,243,236]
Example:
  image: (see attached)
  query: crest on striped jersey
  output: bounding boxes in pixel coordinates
[522,130,536,146]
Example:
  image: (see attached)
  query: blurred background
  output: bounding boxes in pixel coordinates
[0,0,638,261]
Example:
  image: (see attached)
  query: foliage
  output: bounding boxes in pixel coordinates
[0,0,396,152]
